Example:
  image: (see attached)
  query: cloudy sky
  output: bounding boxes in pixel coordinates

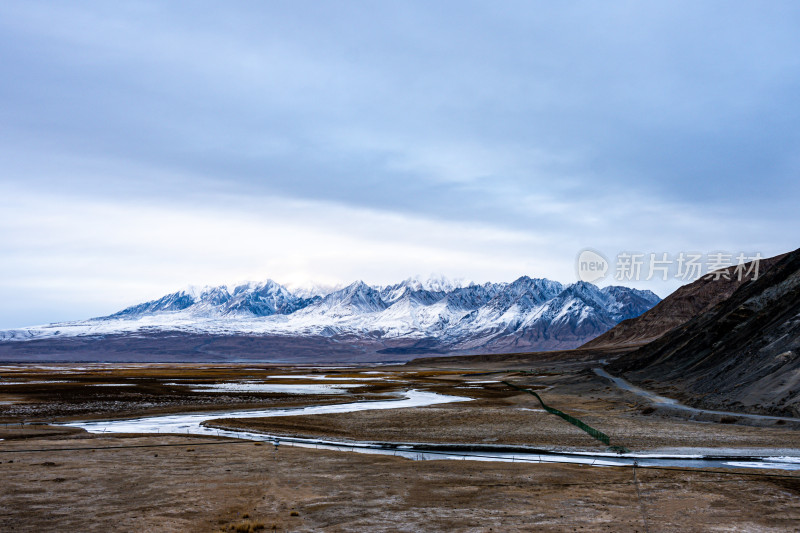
[1,1,799,328]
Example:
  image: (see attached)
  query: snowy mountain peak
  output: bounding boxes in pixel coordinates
[311,280,388,315]
[231,279,282,294]
[223,279,306,317]
[12,275,662,355]
[561,281,608,305]
[397,274,468,293]
[600,285,661,321]
[485,276,564,314]
[108,289,198,318]
[285,281,344,299]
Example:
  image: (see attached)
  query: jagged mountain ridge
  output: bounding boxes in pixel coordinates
[109,280,320,319]
[0,276,660,354]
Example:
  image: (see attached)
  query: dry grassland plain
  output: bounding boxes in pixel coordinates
[1,361,799,531]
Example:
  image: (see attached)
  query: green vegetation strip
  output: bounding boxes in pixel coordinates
[502,380,611,446]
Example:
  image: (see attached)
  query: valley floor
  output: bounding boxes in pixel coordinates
[1,359,800,531]
[215,362,800,452]
[2,434,800,532]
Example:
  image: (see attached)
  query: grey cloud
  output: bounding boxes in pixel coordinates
[1,1,799,326]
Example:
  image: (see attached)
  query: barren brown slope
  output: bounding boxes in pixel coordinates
[608,247,800,417]
[581,253,784,349]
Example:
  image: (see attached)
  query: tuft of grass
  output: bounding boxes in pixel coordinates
[229,521,266,532]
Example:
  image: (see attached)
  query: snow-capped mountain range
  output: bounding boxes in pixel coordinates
[0,276,660,354]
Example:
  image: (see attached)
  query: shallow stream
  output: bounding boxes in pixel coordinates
[61,387,800,471]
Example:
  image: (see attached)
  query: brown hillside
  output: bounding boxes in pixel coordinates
[581,253,784,349]
[608,247,800,417]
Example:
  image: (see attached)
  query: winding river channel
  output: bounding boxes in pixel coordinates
[61,387,800,472]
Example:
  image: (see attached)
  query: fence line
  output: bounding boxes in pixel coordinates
[2,437,800,481]
[502,380,612,445]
